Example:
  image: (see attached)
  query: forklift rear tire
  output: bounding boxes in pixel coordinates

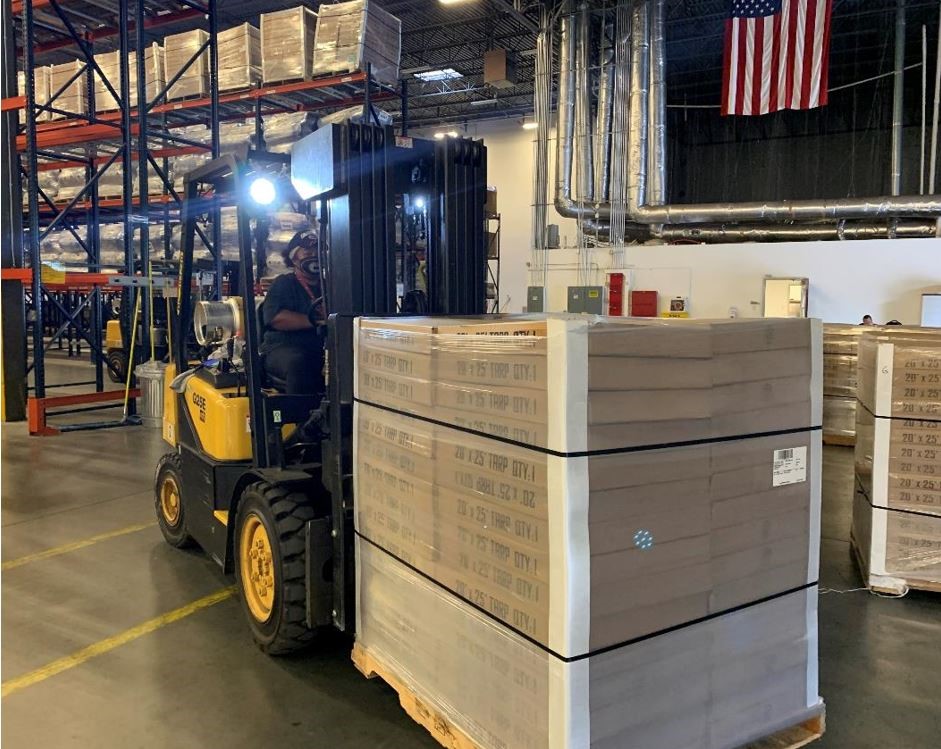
[234,482,317,655]
[154,452,194,548]
[106,349,127,383]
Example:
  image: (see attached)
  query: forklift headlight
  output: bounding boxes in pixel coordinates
[248,176,277,206]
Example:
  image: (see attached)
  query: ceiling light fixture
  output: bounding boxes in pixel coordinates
[414,67,463,82]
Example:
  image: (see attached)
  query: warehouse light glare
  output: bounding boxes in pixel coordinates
[414,67,462,82]
[248,176,276,206]
[522,121,538,130]
[414,196,426,209]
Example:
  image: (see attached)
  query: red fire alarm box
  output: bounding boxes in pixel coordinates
[630,290,658,317]
[608,273,625,316]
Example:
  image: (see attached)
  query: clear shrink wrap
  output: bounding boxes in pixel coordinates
[822,396,856,442]
[18,68,52,123]
[93,51,121,111]
[56,167,88,202]
[312,0,401,86]
[353,315,823,746]
[260,6,318,83]
[164,29,208,100]
[262,112,315,153]
[318,103,392,127]
[34,170,60,201]
[219,23,262,92]
[356,538,823,749]
[49,61,86,119]
[852,333,941,593]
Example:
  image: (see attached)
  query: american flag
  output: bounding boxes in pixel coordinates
[722,0,834,116]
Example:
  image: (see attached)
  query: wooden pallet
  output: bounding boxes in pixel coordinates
[850,531,941,595]
[352,642,825,749]
[822,433,855,447]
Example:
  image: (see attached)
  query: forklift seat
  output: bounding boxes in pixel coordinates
[256,301,288,392]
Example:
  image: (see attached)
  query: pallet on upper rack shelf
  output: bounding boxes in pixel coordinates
[351,642,826,749]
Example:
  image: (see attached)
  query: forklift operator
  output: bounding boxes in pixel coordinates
[260,230,325,394]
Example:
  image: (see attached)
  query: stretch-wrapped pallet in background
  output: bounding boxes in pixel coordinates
[48,61,86,119]
[94,44,166,112]
[219,23,262,92]
[822,323,935,444]
[164,29,208,100]
[260,6,318,83]
[312,0,401,85]
[18,68,51,122]
[853,334,941,594]
[353,315,824,748]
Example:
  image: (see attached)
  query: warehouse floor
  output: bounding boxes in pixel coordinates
[2,402,939,747]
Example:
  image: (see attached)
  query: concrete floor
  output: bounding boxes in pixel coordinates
[2,383,939,747]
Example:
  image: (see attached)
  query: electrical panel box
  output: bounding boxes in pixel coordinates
[630,289,659,317]
[568,286,605,315]
[526,286,544,312]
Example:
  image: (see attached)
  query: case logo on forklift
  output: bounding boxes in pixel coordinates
[192,392,207,422]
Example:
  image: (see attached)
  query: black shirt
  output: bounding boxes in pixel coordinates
[260,273,321,354]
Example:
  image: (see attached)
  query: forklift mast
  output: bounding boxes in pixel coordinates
[291,123,488,632]
[170,125,487,636]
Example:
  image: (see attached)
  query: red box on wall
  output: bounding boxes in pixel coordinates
[630,290,658,317]
[608,273,625,316]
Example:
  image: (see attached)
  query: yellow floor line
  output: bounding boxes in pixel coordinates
[1,586,236,698]
[1,521,157,571]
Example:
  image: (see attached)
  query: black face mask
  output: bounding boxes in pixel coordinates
[297,256,319,276]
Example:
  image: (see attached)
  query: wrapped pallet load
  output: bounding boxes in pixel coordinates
[853,333,941,595]
[353,315,825,749]
[260,6,318,83]
[164,30,209,100]
[49,61,86,119]
[262,112,316,153]
[218,23,262,92]
[18,68,52,122]
[312,0,401,86]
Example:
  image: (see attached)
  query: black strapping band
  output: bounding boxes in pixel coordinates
[856,484,941,520]
[354,397,822,458]
[857,401,941,425]
[357,530,818,664]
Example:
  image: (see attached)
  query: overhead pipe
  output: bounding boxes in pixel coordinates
[890,0,906,196]
[657,220,941,242]
[647,0,667,204]
[574,3,594,201]
[555,0,941,228]
[582,219,940,242]
[593,48,615,203]
[930,0,941,193]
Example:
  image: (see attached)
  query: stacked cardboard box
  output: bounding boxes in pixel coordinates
[852,334,941,594]
[312,0,401,86]
[164,30,209,100]
[94,44,166,112]
[219,23,262,92]
[48,61,86,119]
[18,68,52,122]
[260,6,318,83]
[354,315,824,748]
[822,324,861,443]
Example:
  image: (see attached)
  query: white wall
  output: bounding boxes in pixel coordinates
[440,121,941,325]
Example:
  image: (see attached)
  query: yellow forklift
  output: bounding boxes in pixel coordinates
[155,123,487,653]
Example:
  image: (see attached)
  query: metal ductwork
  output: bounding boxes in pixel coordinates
[552,0,941,240]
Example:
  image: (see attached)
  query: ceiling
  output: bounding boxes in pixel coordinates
[17,0,941,130]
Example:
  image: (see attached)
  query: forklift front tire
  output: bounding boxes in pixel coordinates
[106,349,127,383]
[154,453,194,548]
[234,482,317,655]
